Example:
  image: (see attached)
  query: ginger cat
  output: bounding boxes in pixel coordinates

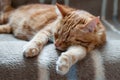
[0,3,106,75]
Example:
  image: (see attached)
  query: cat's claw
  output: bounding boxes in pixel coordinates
[56,53,71,75]
[23,42,39,57]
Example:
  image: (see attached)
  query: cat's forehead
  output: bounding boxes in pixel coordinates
[72,10,93,18]
[69,10,94,23]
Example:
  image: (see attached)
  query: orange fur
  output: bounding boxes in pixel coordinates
[54,9,106,52]
[0,3,106,75]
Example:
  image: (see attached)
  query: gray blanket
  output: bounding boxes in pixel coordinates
[0,34,120,80]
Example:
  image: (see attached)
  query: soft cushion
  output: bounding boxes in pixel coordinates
[0,34,120,80]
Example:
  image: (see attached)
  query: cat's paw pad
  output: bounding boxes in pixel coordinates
[23,42,39,57]
[56,54,70,75]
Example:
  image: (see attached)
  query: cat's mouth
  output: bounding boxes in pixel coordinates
[54,41,68,51]
[55,44,67,51]
[55,47,66,51]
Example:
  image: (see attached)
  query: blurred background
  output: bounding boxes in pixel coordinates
[9,0,120,19]
[1,0,120,40]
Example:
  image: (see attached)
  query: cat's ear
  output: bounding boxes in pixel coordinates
[83,17,100,32]
[56,3,74,17]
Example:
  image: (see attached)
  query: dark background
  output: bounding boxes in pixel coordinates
[10,0,120,20]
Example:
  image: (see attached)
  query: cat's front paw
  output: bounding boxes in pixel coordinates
[23,42,40,58]
[56,53,71,75]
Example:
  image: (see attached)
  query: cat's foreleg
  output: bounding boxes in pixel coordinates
[23,29,51,57]
[56,45,87,75]
[0,24,12,33]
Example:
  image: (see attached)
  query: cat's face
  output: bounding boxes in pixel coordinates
[54,4,99,51]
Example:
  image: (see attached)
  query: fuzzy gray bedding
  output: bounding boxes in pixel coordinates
[0,34,120,80]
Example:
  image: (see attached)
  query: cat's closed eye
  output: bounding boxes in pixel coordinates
[54,33,58,40]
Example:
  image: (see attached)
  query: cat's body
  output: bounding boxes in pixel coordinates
[0,3,106,75]
[1,4,57,40]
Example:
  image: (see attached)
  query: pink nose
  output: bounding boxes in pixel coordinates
[55,42,63,50]
[55,42,60,48]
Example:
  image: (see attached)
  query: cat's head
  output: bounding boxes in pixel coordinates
[54,4,101,51]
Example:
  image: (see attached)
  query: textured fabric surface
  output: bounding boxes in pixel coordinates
[0,41,94,80]
[0,34,22,41]
[0,34,120,80]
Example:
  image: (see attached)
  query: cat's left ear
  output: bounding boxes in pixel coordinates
[84,17,100,32]
[56,3,74,17]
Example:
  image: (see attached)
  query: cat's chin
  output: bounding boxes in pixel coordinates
[55,47,66,51]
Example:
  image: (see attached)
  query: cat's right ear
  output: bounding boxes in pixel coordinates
[56,3,74,17]
[82,17,100,33]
